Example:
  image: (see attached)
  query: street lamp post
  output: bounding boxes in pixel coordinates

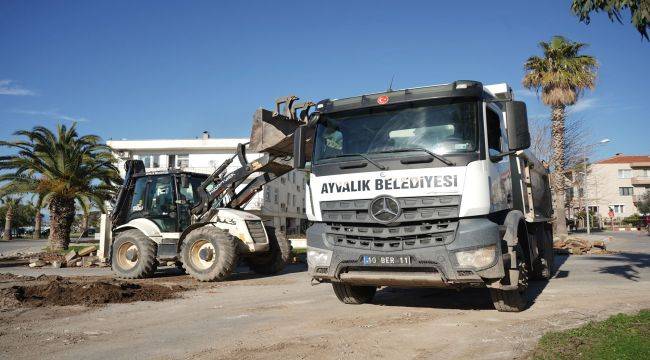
[583,138,611,235]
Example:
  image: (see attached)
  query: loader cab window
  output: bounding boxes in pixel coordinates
[486,106,503,159]
[177,175,206,205]
[127,177,148,219]
[145,175,177,232]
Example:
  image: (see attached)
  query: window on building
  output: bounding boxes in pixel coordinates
[618,169,632,179]
[280,176,286,184]
[638,169,650,178]
[588,206,599,214]
[292,194,296,206]
[265,187,271,201]
[610,204,625,214]
[176,154,189,169]
[287,193,290,207]
[274,188,278,204]
[140,154,160,168]
[619,187,634,196]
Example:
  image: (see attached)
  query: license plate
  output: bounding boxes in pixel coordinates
[362,255,411,266]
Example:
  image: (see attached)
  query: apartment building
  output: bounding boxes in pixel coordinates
[106,132,307,234]
[573,154,650,219]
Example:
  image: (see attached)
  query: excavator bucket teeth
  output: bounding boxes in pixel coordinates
[249,108,302,156]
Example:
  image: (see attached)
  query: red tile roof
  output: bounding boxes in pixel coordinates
[596,154,650,164]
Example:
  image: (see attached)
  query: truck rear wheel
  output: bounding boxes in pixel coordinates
[490,246,529,312]
[531,228,554,280]
[245,226,291,275]
[181,226,238,282]
[332,283,376,304]
[111,229,158,279]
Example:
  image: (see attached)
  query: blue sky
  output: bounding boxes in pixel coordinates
[1,0,648,161]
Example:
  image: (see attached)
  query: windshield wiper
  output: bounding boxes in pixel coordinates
[370,147,456,166]
[331,153,387,170]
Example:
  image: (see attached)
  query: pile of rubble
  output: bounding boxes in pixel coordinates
[553,236,609,255]
[28,245,107,268]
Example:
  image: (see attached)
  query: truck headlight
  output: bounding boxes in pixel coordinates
[454,245,496,269]
[307,247,332,268]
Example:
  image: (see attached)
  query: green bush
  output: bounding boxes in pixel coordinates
[623,213,642,225]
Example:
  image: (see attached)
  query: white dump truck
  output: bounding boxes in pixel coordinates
[289,80,554,312]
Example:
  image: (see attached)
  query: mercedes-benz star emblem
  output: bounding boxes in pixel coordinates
[369,196,401,223]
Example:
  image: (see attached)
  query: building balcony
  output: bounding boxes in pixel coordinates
[631,176,650,186]
[630,161,650,169]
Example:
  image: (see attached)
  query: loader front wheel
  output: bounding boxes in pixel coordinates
[181,226,237,282]
[245,226,291,275]
[111,229,158,279]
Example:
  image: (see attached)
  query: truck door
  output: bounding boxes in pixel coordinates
[485,103,511,212]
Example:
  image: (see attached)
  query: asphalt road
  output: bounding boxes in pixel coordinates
[1,231,648,360]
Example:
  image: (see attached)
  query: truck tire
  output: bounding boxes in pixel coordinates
[181,226,238,282]
[332,283,376,304]
[111,229,158,279]
[490,246,529,312]
[245,226,291,275]
[531,228,554,280]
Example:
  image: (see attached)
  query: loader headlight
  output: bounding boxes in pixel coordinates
[454,245,496,269]
[307,247,332,268]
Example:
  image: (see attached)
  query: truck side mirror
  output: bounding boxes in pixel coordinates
[293,125,308,171]
[505,101,531,151]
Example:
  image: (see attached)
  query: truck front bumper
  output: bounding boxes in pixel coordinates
[307,218,504,288]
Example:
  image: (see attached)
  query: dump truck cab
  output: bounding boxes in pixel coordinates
[294,81,554,311]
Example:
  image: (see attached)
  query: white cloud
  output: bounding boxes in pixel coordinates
[0,79,36,96]
[513,88,538,99]
[568,98,597,114]
[12,109,89,122]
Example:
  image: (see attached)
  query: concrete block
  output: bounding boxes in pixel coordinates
[78,246,97,257]
[65,250,79,262]
[29,260,46,268]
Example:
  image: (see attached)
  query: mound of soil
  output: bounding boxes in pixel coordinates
[1,277,182,308]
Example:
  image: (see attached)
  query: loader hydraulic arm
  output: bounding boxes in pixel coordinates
[190,94,313,223]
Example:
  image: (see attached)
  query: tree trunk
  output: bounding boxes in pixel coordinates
[82,213,89,236]
[551,105,568,235]
[48,196,76,251]
[3,205,14,241]
[33,212,42,240]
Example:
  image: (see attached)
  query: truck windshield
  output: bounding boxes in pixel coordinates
[313,101,478,163]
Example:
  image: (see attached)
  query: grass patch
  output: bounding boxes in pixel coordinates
[43,245,88,254]
[291,248,306,255]
[531,309,650,360]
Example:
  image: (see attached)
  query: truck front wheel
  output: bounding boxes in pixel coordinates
[332,283,376,304]
[490,246,529,312]
[181,226,238,282]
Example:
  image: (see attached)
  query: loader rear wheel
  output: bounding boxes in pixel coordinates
[245,226,291,275]
[111,229,158,279]
[332,283,376,304]
[490,246,529,312]
[181,226,237,282]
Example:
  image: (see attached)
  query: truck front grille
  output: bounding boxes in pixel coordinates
[321,196,460,252]
[245,220,267,244]
[320,196,460,224]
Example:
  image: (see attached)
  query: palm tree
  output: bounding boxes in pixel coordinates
[1,196,22,240]
[523,36,598,235]
[32,194,44,240]
[0,123,121,250]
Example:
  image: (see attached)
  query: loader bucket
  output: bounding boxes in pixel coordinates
[249,108,306,157]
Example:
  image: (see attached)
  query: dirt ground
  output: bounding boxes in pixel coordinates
[0,231,648,360]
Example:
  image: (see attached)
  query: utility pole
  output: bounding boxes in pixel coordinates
[583,138,611,234]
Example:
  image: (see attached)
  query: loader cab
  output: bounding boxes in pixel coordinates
[124,171,207,232]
